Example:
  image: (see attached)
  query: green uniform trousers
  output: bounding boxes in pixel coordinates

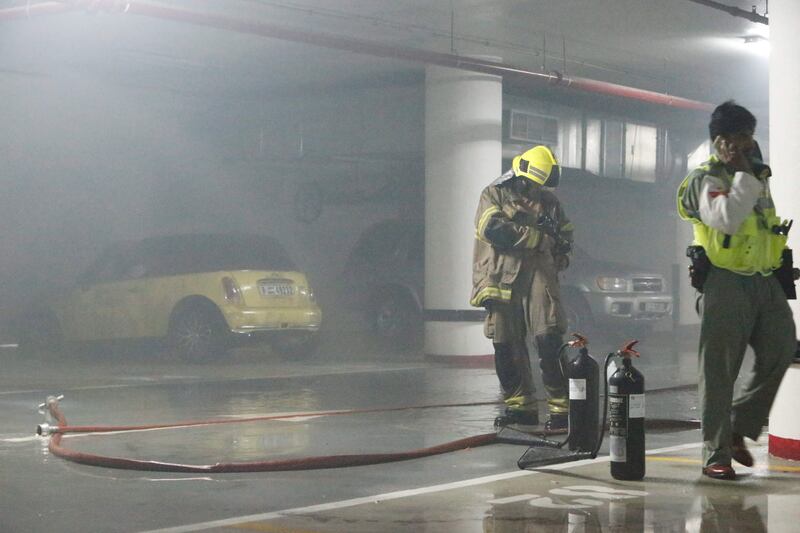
[699,265,796,467]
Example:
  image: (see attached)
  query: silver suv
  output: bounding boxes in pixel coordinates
[560,246,673,337]
[344,221,673,346]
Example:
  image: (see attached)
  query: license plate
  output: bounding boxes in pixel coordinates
[644,302,667,312]
[259,283,295,297]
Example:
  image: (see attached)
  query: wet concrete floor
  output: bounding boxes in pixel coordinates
[1,331,798,532]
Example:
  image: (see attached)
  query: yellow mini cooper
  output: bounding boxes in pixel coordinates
[17,234,321,359]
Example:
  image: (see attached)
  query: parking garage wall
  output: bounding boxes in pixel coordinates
[0,71,425,334]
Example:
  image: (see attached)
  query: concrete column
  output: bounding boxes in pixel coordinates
[768,0,800,459]
[424,61,501,362]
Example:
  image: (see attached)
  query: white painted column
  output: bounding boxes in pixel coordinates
[768,0,800,460]
[424,61,501,362]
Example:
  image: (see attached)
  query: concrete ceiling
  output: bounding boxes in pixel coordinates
[0,0,771,116]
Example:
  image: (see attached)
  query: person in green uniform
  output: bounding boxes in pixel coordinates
[677,101,796,480]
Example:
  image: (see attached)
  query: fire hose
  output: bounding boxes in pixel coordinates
[39,396,506,472]
[37,386,697,473]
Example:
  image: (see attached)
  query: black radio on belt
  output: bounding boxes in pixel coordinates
[686,245,711,293]
[773,248,799,300]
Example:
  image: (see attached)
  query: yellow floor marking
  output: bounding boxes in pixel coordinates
[649,455,800,473]
[648,456,701,464]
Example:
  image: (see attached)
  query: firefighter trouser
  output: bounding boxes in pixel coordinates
[484,266,568,416]
[699,266,796,467]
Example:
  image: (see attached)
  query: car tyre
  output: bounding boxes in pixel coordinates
[271,332,320,359]
[370,289,421,351]
[168,305,228,361]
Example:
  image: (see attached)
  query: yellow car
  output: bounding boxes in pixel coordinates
[17,234,321,359]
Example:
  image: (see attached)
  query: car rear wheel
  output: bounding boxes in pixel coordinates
[271,332,320,359]
[370,289,420,351]
[168,305,228,361]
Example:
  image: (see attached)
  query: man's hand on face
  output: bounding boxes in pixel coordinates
[713,132,755,175]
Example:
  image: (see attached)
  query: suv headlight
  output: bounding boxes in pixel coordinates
[596,276,628,291]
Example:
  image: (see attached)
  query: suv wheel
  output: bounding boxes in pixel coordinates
[168,305,227,361]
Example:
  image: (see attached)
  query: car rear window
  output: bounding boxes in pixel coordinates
[140,235,297,276]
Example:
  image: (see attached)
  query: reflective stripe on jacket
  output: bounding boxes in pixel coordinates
[470,175,573,307]
[677,155,786,275]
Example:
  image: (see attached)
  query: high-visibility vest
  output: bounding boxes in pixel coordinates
[677,159,786,275]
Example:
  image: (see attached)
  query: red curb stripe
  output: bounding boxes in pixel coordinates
[769,433,800,460]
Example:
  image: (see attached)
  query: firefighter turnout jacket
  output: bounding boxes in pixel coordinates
[470,170,574,308]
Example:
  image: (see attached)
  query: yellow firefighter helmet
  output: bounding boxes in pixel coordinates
[512,145,560,187]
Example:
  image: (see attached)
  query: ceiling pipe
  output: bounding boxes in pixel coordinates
[1,0,714,112]
[686,0,769,25]
[0,1,72,20]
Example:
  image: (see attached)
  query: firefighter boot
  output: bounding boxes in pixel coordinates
[494,409,540,429]
[545,413,568,431]
[535,333,569,431]
[494,395,540,428]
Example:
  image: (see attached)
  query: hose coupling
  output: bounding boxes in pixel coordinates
[37,394,64,436]
[37,423,55,436]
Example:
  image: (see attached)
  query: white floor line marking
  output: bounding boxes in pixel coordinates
[138,441,703,533]
[0,435,43,443]
[488,494,539,505]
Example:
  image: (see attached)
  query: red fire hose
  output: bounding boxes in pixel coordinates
[41,396,503,472]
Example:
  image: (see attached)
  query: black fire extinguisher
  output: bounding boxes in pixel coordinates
[565,334,600,452]
[607,340,645,480]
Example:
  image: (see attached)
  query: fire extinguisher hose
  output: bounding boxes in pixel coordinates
[548,340,614,455]
[592,352,616,458]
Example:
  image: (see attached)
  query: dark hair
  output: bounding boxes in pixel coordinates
[709,100,756,140]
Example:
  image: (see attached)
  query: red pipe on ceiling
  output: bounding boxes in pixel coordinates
[2,0,714,112]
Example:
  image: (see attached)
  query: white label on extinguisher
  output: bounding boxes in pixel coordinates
[610,436,626,462]
[628,394,645,418]
[569,378,587,400]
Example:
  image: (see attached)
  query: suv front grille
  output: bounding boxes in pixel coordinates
[632,278,662,292]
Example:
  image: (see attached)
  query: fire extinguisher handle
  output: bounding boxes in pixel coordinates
[617,340,640,358]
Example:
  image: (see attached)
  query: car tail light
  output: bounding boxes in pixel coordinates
[222,277,242,304]
[299,286,316,302]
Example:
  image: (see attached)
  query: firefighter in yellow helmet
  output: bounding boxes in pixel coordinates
[470,145,574,429]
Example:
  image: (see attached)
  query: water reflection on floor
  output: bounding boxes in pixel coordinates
[2,328,798,532]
